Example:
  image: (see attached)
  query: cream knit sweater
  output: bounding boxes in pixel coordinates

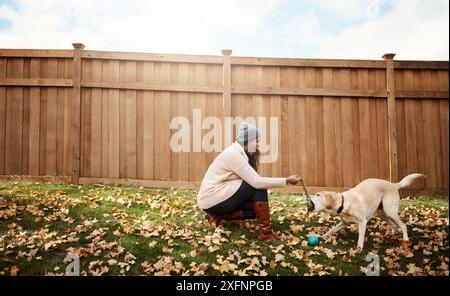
[197,141,287,209]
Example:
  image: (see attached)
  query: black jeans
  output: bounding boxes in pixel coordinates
[204,181,268,219]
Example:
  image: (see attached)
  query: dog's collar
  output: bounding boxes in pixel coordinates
[337,194,345,214]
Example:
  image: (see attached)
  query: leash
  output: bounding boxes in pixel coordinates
[299,177,309,197]
[298,177,314,212]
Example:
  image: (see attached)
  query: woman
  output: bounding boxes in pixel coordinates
[197,121,300,241]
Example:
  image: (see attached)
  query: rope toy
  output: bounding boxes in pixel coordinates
[299,177,314,212]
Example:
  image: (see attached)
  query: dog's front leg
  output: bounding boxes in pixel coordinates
[322,221,347,240]
[357,219,368,249]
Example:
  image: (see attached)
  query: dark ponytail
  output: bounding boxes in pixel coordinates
[245,141,261,172]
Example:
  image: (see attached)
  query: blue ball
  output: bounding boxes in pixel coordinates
[307,235,320,246]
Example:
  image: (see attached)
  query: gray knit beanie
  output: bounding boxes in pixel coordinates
[236,121,261,145]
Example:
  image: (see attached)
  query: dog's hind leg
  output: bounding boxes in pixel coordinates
[384,212,408,242]
[377,209,400,234]
[383,193,409,242]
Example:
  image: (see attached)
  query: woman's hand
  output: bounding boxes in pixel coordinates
[286,175,301,185]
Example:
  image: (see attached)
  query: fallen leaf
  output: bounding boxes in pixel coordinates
[10,266,19,276]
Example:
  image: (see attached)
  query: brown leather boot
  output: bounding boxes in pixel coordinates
[205,213,221,226]
[254,201,280,241]
[205,209,246,227]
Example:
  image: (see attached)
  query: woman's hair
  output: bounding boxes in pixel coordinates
[244,141,261,172]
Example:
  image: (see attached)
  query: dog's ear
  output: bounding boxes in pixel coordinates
[323,192,337,210]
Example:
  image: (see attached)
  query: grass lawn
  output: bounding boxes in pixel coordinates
[0,180,448,276]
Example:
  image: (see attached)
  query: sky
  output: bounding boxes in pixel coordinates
[0,0,448,60]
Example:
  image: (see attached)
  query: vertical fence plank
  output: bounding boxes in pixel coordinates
[45,59,57,175]
[439,99,449,189]
[142,62,154,180]
[100,60,110,178]
[304,67,317,185]
[358,69,371,180]
[269,67,282,179]
[315,68,325,186]
[194,64,206,181]
[55,59,65,175]
[414,70,426,188]
[5,58,24,174]
[81,68,92,178]
[91,59,103,177]
[403,70,418,179]
[282,67,296,177]
[340,69,354,187]
[222,50,232,147]
[153,62,171,180]
[438,70,449,189]
[21,58,30,175]
[136,62,144,180]
[383,53,398,183]
[322,68,334,187]
[63,58,73,176]
[71,43,85,184]
[108,60,120,179]
[39,59,47,176]
[0,58,6,175]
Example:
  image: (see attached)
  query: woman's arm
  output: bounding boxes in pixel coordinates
[227,157,286,189]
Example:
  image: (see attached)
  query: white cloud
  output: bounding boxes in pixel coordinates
[0,0,448,60]
[282,0,449,60]
[315,0,381,20]
[0,0,277,54]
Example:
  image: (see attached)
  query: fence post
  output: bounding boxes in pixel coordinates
[221,49,232,147]
[71,43,85,185]
[383,53,398,183]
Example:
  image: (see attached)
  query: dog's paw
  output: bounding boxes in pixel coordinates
[348,246,362,257]
[352,246,363,253]
[401,240,411,248]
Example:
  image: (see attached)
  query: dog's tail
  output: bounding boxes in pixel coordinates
[395,173,426,189]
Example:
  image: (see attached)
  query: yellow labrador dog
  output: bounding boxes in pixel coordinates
[309,173,425,250]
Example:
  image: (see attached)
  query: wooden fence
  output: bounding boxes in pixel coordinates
[0,44,448,192]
